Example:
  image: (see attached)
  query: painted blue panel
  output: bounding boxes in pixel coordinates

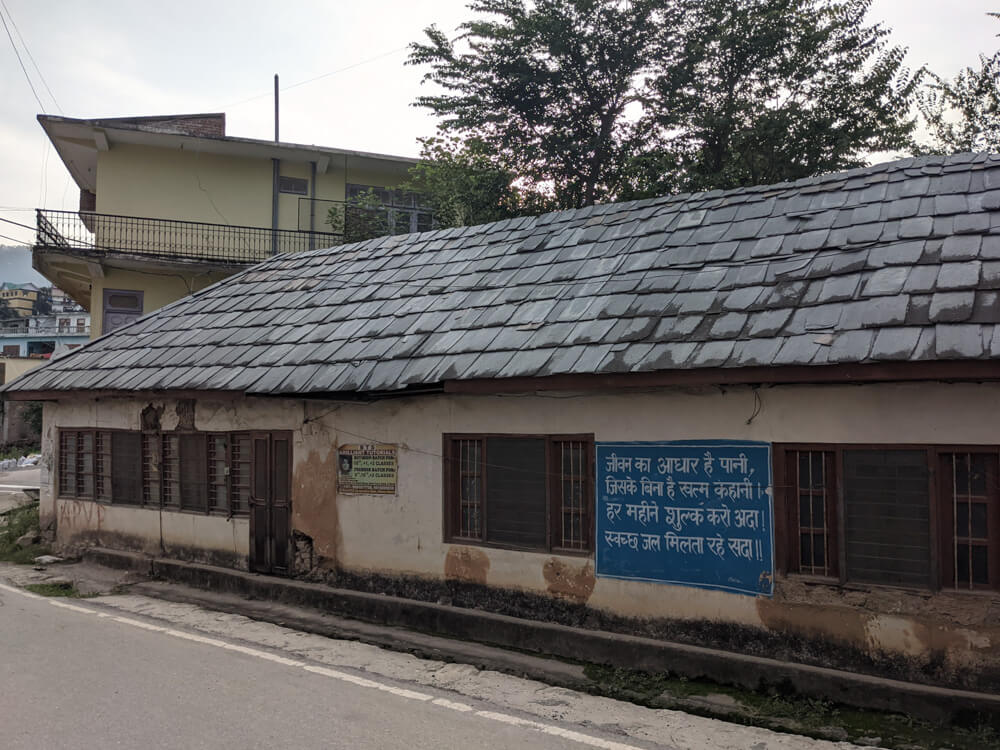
[595,440,774,596]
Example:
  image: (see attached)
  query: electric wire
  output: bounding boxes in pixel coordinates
[223,46,410,109]
[0,0,61,113]
[0,2,44,111]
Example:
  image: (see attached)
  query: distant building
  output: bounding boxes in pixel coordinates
[0,282,41,317]
[0,312,90,357]
[33,113,428,338]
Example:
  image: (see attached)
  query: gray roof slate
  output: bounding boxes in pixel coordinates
[10,153,1000,397]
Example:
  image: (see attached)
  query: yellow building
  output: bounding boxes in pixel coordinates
[34,113,427,337]
[0,285,40,317]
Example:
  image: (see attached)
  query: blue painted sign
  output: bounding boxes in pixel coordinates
[595,441,774,596]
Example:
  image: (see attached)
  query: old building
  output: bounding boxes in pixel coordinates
[6,152,1000,692]
[32,112,429,336]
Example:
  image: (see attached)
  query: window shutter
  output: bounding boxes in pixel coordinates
[179,434,208,512]
[111,432,142,504]
[485,437,547,549]
[844,450,931,587]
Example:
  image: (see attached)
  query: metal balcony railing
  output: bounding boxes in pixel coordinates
[35,209,345,265]
[0,324,91,336]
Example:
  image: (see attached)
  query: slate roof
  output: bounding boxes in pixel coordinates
[8,153,1000,397]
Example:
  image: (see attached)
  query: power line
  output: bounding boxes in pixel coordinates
[0,2,44,111]
[223,46,409,109]
[0,0,61,113]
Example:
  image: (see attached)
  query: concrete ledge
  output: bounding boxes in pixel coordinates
[84,547,1000,722]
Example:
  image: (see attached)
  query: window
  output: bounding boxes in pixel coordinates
[444,434,593,553]
[102,289,143,334]
[784,450,837,577]
[278,176,308,195]
[2,345,20,357]
[61,428,251,517]
[230,433,252,516]
[776,445,1000,592]
[940,453,999,589]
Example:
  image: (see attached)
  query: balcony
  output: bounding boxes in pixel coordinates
[35,209,345,266]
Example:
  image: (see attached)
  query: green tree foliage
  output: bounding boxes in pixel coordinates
[411,0,920,206]
[408,0,675,209]
[916,14,1000,154]
[325,189,393,244]
[401,135,547,228]
[635,0,920,194]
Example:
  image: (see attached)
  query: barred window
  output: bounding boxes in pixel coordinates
[445,434,593,553]
[60,428,264,518]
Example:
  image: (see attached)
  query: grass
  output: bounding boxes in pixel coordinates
[0,444,39,461]
[23,582,93,598]
[0,503,50,564]
[583,664,1000,749]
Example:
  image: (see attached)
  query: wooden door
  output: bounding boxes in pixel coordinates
[249,432,292,575]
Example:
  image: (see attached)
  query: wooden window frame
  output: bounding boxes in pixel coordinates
[59,428,256,518]
[442,433,595,556]
[774,443,1000,593]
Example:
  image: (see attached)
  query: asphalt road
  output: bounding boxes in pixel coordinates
[0,585,643,750]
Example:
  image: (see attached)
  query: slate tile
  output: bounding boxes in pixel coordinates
[937,261,981,290]
[935,194,968,215]
[828,330,875,362]
[773,335,822,365]
[817,273,861,303]
[687,340,736,368]
[766,281,808,306]
[461,350,517,379]
[902,266,940,293]
[935,324,985,358]
[954,213,991,234]
[751,236,784,257]
[730,337,784,366]
[983,261,1000,288]
[971,291,1000,323]
[652,316,701,341]
[867,240,925,268]
[642,341,698,370]
[495,347,559,378]
[607,316,658,343]
[709,312,747,339]
[899,216,934,238]
[723,286,764,311]
[542,345,588,375]
[861,267,909,297]
[981,236,1000,259]
[747,308,793,337]
[707,241,740,261]
[929,291,976,322]
[868,327,921,360]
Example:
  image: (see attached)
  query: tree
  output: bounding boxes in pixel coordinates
[400,135,545,228]
[411,0,920,205]
[916,14,1000,154]
[634,0,920,195]
[408,0,675,209]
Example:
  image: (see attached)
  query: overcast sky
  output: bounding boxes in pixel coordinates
[0,0,997,245]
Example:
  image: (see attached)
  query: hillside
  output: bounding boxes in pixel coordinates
[0,246,47,286]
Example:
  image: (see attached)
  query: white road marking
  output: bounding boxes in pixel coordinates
[0,582,646,750]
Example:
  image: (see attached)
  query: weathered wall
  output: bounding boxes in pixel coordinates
[88,268,232,338]
[40,381,1000,689]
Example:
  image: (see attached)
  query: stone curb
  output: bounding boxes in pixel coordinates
[84,547,1000,722]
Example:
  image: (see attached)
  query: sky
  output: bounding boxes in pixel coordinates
[0,0,997,247]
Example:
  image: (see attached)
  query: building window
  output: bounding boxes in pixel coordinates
[229,433,252,516]
[278,176,308,195]
[776,445,1000,592]
[58,430,111,499]
[940,453,999,590]
[61,428,253,517]
[444,434,593,553]
[784,450,837,577]
[102,289,143,334]
[2,345,20,357]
